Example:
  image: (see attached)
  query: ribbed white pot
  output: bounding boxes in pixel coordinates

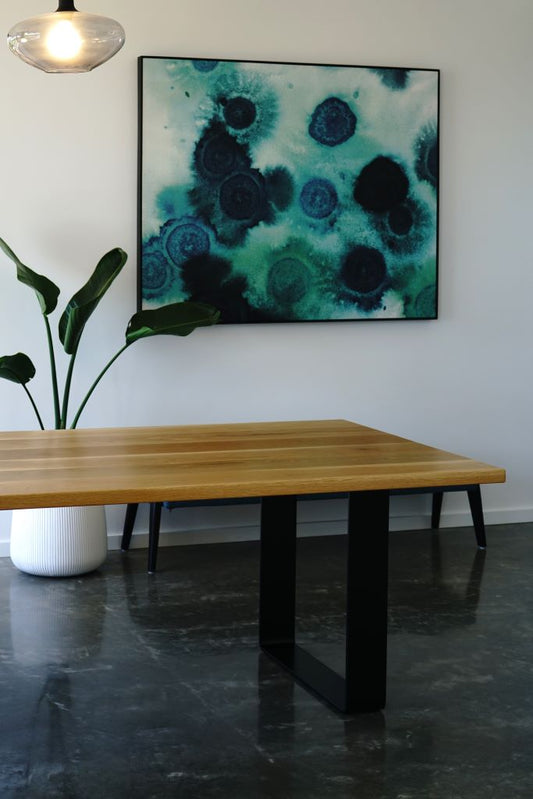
[10,505,108,577]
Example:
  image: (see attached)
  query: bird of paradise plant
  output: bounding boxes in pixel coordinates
[0,238,220,430]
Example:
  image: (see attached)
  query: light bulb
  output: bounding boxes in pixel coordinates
[46,20,82,60]
[7,4,125,73]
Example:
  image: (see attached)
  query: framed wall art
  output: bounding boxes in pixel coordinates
[138,56,439,323]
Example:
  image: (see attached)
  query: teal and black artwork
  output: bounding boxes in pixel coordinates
[139,57,439,323]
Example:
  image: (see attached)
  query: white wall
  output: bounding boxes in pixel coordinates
[0,0,532,552]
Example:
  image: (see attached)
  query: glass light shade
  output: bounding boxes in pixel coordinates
[7,6,125,73]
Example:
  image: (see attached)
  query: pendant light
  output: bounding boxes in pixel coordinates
[7,1,125,73]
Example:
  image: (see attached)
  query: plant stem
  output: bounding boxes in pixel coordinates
[21,383,45,430]
[1,366,45,430]
[43,315,61,429]
[69,343,130,429]
[60,343,79,429]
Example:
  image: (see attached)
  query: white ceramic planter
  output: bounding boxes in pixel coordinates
[10,505,108,577]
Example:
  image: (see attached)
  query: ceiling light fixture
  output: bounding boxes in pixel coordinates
[7,1,125,73]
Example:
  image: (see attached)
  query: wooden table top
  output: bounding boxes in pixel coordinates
[0,420,505,510]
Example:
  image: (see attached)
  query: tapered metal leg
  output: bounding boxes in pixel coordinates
[467,486,487,549]
[431,492,444,529]
[121,503,139,550]
[259,491,389,713]
[148,502,162,573]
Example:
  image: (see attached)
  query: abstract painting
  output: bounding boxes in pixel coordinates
[138,57,439,323]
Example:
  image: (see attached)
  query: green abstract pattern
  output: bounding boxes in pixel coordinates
[139,58,439,323]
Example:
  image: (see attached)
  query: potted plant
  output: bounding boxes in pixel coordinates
[0,237,220,576]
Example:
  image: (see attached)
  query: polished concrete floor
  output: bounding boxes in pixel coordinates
[0,522,532,798]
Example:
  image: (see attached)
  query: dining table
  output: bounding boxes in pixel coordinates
[0,419,506,712]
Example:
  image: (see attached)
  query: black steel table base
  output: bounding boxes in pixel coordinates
[259,491,390,714]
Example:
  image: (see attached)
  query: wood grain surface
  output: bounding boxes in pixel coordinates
[0,420,505,510]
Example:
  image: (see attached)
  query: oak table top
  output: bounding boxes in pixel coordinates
[0,419,506,511]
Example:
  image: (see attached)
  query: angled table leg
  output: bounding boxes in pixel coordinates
[259,490,390,713]
[431,491,444,529]
[148,502,162,574]
[121,503,139,550]
[467,486,487,549]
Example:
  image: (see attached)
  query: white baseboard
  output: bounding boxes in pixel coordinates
[105,506,533,550]
[1,506,531,560]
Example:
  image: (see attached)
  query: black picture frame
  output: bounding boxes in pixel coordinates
[138,56,439,323]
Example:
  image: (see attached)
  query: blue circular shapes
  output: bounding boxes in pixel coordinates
[376,197,431,256]
[141,240,174,300]
[308,97,356,147]
[223,96,257,130]
[388,204,413,236]
[267,258,311,305]
[219,170,266,221]
[194,124,250,180]
[340,246,386,294]
[163,218,210,265]
[299,178,338,219]
[142,252,167,291]
[192,60,218,72]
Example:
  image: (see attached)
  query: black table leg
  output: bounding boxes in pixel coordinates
[259,490,390,713]
[467,486,487,549]
[259,495,297,647]
[121,503,139,550]
[148,502,162,574]
[345,490,390,712]
[431,491,444,528]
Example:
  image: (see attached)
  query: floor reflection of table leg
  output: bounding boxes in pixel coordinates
[259,490,390,713]
[256,653,296,793]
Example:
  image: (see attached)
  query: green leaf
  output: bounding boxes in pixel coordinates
[125,302,220,345]
[0,352,36,385]
[58,247,128,355]
[0,237,60,316]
